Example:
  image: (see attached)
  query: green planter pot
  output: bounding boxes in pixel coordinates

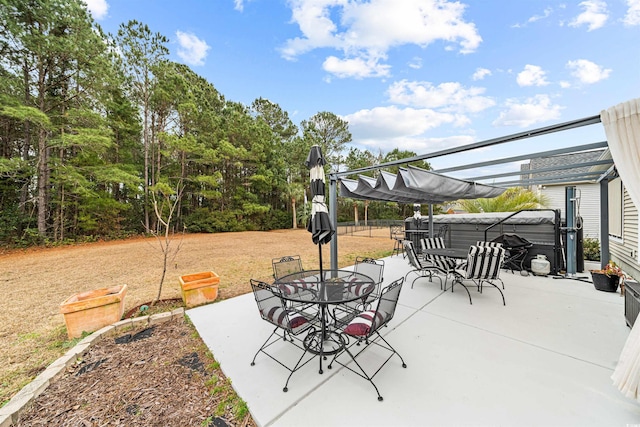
[590,271,620,292]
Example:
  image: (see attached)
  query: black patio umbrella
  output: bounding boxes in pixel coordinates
[305,145,334,276]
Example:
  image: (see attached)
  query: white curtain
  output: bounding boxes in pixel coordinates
[601,97,640,401]
[601,98,640,208]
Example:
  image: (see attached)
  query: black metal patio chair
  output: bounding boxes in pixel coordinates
[272,255,305,280]
[272,255,317,312]
[420,237,458,287]
[390,224,405,257]
[353,256,384,307]
[250,279,315,393]
[332,256,385,325]
[328,277,407,401]
[403,240,442,289]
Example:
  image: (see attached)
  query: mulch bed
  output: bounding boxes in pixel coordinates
[15,318,255,427]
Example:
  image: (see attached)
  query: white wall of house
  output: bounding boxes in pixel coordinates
[539,183,601,240]
[609,185,640,281]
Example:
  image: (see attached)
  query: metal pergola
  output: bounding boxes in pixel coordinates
[328,114,616,274]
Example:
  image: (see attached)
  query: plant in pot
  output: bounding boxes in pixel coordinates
[590,260,625,293]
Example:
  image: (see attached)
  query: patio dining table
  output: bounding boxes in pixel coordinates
[422,247,468,260]
[422,247,469,290]
[274,269,375,374]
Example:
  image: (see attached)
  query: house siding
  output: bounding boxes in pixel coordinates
[610,188,639,281]
[541,184,601,240]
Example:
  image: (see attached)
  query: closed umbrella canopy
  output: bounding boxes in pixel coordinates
[305,145,334,246]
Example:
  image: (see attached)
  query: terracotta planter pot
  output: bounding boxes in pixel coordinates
[60,284,128,339]
[179,271,220,308]
[590,271,620,292]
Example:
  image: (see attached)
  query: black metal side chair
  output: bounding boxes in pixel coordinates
[403,240,442,289]
[272,255,316,312]
[250,279,315,392]
[328,277,407,401]
[353,256,384,307]
[390,224,405,257]
[272,255,304,280]
[332,256,385,325]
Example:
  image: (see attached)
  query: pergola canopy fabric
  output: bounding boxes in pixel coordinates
[339,165,506,204]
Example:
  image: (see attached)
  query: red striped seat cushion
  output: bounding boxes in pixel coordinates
[261,307,308,332]
[344,310,389,336]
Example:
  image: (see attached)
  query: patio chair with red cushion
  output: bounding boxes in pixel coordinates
[250,279,315,393]
[328,277,407,401]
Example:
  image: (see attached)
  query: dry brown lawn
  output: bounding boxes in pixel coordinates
[0,228,393,404]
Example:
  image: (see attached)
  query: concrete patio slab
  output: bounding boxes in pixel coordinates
[187,256,640,426]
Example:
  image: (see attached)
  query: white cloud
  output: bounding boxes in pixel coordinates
[344,106,457,140]
[511,6,553,28]
[234,0,245,11]
[355,134,475,154]
[569,0,608,31]
[280,0,481,78]
[344,106,475,153]
[387,80,495,114]
[528,7,553,23]
[493,95,563,127]
[624,0,640,25]
[175,31,210,66]
[408,57,423,69]
[559,81,572,88]
[516,64,549,87]
[323,55,391,78]
[472,68,491,81]
[566,59,611,84]
[84,0,108,20]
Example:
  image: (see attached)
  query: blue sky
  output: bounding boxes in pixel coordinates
[85,0,639,177]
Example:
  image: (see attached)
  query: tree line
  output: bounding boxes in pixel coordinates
[0,0,431,247]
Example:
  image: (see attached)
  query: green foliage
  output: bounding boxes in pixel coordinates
[456,187,549,213]
[583,238,600,261]
[382,148,431,173]
[0,1,469,247]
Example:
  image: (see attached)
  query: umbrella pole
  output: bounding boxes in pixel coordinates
[318,244,323,278]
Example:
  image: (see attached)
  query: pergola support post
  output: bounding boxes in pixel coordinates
[565,186,577,277]
[330,174,338,271]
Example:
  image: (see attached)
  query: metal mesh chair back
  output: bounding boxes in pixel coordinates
[436,224,449,239]
[390,224,404,240]
[354,257,384,300]
[390,225,405,257]
[465,246,505,280]
[370,277,404,334]
[272,255,304,280]
[251,279,283,324]
[354,257,384,284]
